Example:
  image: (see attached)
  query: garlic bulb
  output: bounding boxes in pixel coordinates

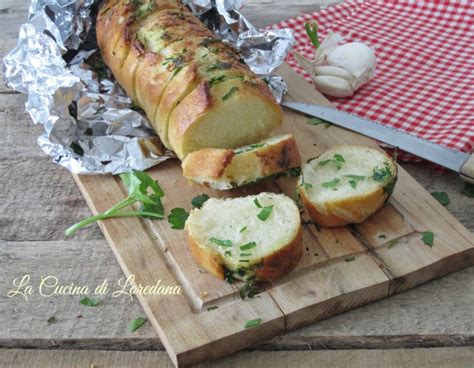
[294,32,376,97]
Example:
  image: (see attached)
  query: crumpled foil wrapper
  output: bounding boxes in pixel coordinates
[3,0,295,174]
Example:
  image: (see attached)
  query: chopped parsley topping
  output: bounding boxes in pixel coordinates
[239,226,247,233]
[378,234,386,239]
[244,318,262,329]
[344,174,365,189]
[372,165,392,182]
[191,194,210,209]
[254,198,262,208]
[207,306,218,311]
[287,167,302,177]
[222,86,238,101]
[303,183,313,190]
[206,61,232,72]
[257,205,274,221]
[209,75,226,87]
[421,231,434,247]
[345,256,356,262]
[168,208,189,229]
[319,154,345,170]
[210,237,233,247]
[235,143,265,155]
[322,178,340,188]
[240,242,257,251]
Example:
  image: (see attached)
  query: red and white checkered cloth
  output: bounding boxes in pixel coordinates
[270,0,474,161]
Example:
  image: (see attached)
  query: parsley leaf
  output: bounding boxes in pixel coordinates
[254,198,262,208]
[47,316,57,324]
[257,205,274,221]
[307,117,330,126]
[222,86,238,101]
[318,154,345,170]
[168,208,189,229]
[461,182,474,197]
[287,167,302,177]
[80,296,100,307]
[210,237,233,247]
[191,194,210,209]
[322,178,340,188]
[345,256,356,262]
[372,165,392,182]
[239,226,247,233]
[422,231,434,247]
[303,183,313,190]
[240,241,257,251]
[244,318,262,329]
[209,75,226,87]
[66,170,164,236]
[130,317,146,332]
[344,174,365,189]
[431,191,450,206]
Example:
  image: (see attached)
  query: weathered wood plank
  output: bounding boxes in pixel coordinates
[0,157,103,242]
[1,347,473,368]
[1,239,473,351]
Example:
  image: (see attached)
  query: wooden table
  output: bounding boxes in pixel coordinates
[1,1,473,366]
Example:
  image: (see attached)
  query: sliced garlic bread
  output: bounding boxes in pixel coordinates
[182,134,301,190]
[168,76,282,160]
[185,193,303,281]
[298,145,397,227]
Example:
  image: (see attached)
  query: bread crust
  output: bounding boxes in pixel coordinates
[182,134,301,189]
[186,225,303,282]
[97,0,282,159]
[300,186,389,227]
[299,145,398,227]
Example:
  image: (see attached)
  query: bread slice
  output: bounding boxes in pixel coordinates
[168,76,282,159]
[182,134,301,190]
[185,193,303,281]
[298,145,397,227]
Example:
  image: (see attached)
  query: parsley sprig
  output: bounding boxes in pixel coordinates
[65,171,164,236]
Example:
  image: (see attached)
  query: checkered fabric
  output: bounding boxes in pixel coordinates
[270,0,474,161]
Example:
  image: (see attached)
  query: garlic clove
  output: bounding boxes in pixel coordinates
[312,75,355,97]
[326,42,376,85]
[292,51,314,75]
[314,65,355,83]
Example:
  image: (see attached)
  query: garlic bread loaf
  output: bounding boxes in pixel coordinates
[182,134,301,190]
[298,145,397,227]
[185,193,303,281]
[97,0,282,159]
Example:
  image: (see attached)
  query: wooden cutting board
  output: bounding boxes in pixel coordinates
[73,64,474,367]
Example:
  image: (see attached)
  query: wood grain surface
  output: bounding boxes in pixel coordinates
[1,0,473,367]
[70,62,472,366]
[1,347,473,368]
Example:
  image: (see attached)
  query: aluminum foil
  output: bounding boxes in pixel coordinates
[3,0,295,174]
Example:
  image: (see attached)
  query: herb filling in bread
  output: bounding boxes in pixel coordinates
[298,145,397,227]
[185,193,303,281]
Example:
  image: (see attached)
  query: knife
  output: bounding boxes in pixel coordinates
[281,101,474,183]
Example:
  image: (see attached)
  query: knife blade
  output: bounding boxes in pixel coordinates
[281,101,474,183]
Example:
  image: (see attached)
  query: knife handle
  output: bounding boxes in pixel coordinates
[460,154,474,184]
